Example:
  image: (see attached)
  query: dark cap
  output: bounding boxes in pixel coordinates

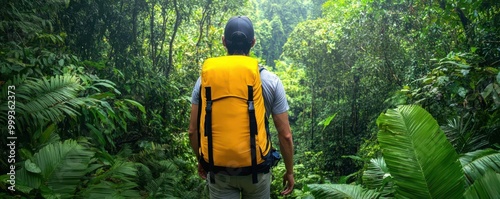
[224,16,254,45]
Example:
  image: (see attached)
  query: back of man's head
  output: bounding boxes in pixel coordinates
[224,16,254,55]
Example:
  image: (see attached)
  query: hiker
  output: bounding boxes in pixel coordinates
[188,16,294,198]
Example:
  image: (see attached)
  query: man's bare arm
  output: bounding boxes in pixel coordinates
[188,104,199,158]
[273,111,294,195]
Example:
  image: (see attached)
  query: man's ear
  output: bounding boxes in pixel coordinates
[222,36,227,47]
[251,38,256,47]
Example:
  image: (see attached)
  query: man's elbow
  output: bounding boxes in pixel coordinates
[188,129,197,138]
[279,132,293,142]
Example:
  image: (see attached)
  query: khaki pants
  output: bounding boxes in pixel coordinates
[207,172,271,199]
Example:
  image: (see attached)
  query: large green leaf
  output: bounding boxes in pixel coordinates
[464,169,500,199]
[318,112,338,131]
[16,139,94,198]
[124,99,146,114]
[460,148,500,186]
[307,184,381,199]
[377,105,465,198]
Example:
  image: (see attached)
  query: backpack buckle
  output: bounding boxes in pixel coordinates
[248,101,255,111]
[206,101,212,111]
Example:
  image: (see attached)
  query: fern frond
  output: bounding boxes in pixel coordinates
[81,160,140,198]
[158,160,178,173]
[145,173,177,199]
[88,160,138,185]
[80,180,141,199]
[14,75,89,128]
[135,162,153,187]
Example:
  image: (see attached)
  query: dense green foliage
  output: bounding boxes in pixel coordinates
[307,105,500,198]
[1,0,499,198]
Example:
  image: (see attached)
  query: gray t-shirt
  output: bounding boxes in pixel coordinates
[190,66,289,117]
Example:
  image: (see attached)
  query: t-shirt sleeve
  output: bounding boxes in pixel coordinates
[271,78,289,115]
[190,77,201,105]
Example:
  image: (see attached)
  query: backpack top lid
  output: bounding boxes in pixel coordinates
[201,56,259,101]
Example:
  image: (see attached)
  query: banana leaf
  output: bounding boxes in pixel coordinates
[307,184,381,199]
[377,105,465,199]
[464,169,500,199]
[460,148,500,186]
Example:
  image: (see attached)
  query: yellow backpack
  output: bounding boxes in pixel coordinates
[197,55,271,183]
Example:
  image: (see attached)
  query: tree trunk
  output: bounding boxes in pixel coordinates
[131,0,139,56]
[150,1,156,67]
[195,0,212,65]
[350,74,359,135]
[156,6,168,68]
[310,65,316,150]
[165,0,181,78]
[455,7,472,48]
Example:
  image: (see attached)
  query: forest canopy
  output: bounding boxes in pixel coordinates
[1,0,499,198]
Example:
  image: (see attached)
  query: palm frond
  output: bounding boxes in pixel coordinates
[460,148,500,186]
[145,173,177,199]
[135,162,153,188]
[362,157,394,197]
[17,75,85,121]
[16,139,94,198]
[80,181,141,199]
[31,123,61,151]
[1,2,45,35]
[88,160,138,184]
[377,105,465,199]
[442,114,488,153]
[11,75,91,129]
[464,169,500,199]
[81,160,140,198]
[148,159,178,190]
[307,184,382,199]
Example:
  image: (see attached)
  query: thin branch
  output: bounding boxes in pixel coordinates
[165,0,181,78]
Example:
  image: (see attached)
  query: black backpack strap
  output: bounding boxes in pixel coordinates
[205,87,215,183]
[247,85,258,184]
